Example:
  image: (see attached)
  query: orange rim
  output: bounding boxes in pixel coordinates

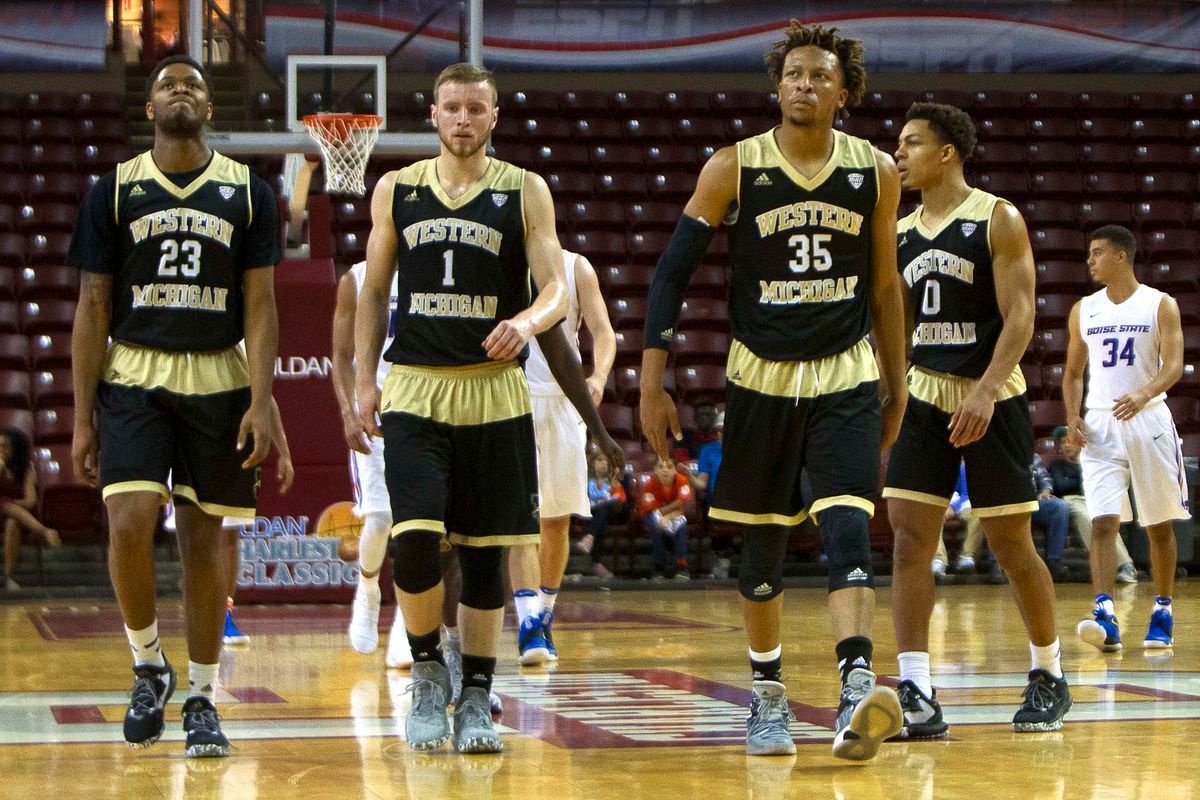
[303,113,382,142]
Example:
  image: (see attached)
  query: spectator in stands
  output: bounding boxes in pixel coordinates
[639,458,693,581]
[1048,425,1137,584]
[1031,454,1071,582]
[691,411,725,505]
[1,427,60,591]
[584,451,626,579]
[933,464,973,579]
[674,400,720,462]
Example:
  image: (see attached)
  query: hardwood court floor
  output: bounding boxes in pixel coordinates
[2,583,1199,800]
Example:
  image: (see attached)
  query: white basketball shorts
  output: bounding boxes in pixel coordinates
[351,435,391,517]
[1080,402,1191,526]
[531,393,590,519]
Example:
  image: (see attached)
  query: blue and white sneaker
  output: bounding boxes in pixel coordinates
[222,609,250,646]
[539,609,558,662]
[517,615,550,666]
[1144,608,1174,649]
[1076,607,1122,653]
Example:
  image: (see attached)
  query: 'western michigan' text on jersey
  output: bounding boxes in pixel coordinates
[384,158,530,367]
[898,188,1003,378]
[105,151,259,351]
[725,128,878,361]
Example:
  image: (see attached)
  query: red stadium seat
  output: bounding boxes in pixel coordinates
[614,365,675,406]
[1020,363,1045,400]
[1130,118,1182,141]
[712,90,771,115]
[1024,91,1076,112]
[26,232,71,266]
[1177,364,1200,397]
[599,264,654,298]
[675,365,726,403]
[627,201,678,231]
[1085,172,1137,197]
[863,90,916,113]
[1035,260,1089,293]
[671,330,729,366]
[18,265,77,302]
[568,230,626,264]
[571,118,623,141]
[1078,117,1129,140]
[532,142,589,169]
[1177,292,1200,325]
[675,117,725,143]
[600,405,636,440]
[1184,327,1200,361]
[0,269,14,301]
[0,300,18,334]
[26,174,85,203]
[607,297,648,331]
[1077,200,1134,228]
[17,202,76,233]
[689,264,727,298]
[1034,328,1069,361]
[0,118,21,144]
[30,334,71,370]
[589,144,643,169]
[1079,142,1133,167]
[627,231,671,264]
[0,144,22,173]
[1076,92,1130,112]
[1131,93,1178,112]
[1146,261,1200,293]
[974,141,1026,166]
[23,118,75,143]
[520,117,572,141]
[612,330,642,367]
[1139,172,1196,198]
[1028,117,1077,140]
[1031,228,1087,258]
[561,90,610,114]
[1133,143,1190,170]
[0,370,30,409]
[624,117,673,142]
[1166,396,1200,426]
[28,143,75,171]
[20,300,74,334]
[1147,230,1200,259]
[1025,142,1079,168]
[30,367,71,408]
[644,144,699,169]
[0,175,23,205]
[567,200,625,232]
[1030,171,1084,197]
[612,91,660,114]
[0,408,34,440]
[78,142,132,172]
[660,91,711,115]
[975,171,1027,197]
[678,297,729,331]
[1027,399,1066,435]
[0,204,14,233]
[1133,200,1193,228]
[1020,200,1075,227]
[544,171,592,199]
[594,171,648,200]
[1036,294,1075,326]
[977,119,1027,140]
[39,483,107,555]
[0,334,28,370]
[647,171,695,200]
[835,117,877,140]
[1179,432,1200,457]
[505,90,559,114]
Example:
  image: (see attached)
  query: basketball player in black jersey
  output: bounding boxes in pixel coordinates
[885,103,1070,735]
[69,56,281,756]
[353,63,620,754]
[641,23,907,761]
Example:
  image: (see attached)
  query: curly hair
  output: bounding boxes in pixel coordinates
[1,427,30,484]
[764,21,867,119]
[905,102,978,162]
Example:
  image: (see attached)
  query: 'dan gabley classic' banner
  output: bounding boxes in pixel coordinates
[264,0,1200,73]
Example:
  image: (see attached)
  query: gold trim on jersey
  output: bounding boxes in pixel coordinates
[708,506,807,527]
[739,128,876,192]
[173,484,255,519]
[725,337,878,399]
[448,532,542,547]
[906,364,1025,415]
[116,150,250,204]
[103,341,251,395]
[810,495,875,518]
[899,187,998,242]
[390,157,524,211]
[102,480,170,502]
[392,519,447,537]
[881,487,952,507]
[380,360,532,426]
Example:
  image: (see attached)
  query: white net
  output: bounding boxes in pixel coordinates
[303,114,381,196]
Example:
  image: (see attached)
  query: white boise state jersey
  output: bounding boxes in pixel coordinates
[524,250,582,396]
[350,260,399,389]
[1080,283,1169,411]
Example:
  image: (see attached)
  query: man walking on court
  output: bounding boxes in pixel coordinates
[640,23,908,761]
[884,103,1071,737]
[69,55,282,757]
[1064,225,1189,653]
[353,63,618,754]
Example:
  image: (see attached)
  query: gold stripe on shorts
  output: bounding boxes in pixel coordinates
[448,532,542,547]
[103,341,250,395]
[380,360,531,426]
[972,500,1040,518]
[810,495,875,519]
[102,480,170,502]
[881,487,952,507]
[708,506,808,527]
[173,484,256,519]
[726,337,878,399]
[907,365,1025,415]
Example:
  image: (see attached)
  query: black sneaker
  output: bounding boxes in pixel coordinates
[124,660,176,748]
[1012,669,1071,732]
[896,680,949,739]
[182,696,231,757]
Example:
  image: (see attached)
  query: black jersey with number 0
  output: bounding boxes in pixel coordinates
[66,150,280,352]
[384,158,531,368]
[898,188,1002,378]
[725,128,879,361]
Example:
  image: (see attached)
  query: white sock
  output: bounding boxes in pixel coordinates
[358,512,390,575]
[188,661,219,701]
[539,586,559,613]
[1155,596,1173,614]
[748,645,782,663]
[125,621,166,668]
[443,625,459,642]
[897,651,932,697]
[513,589,541,621]
[359,571,380,590]
[1030,639,1062,679]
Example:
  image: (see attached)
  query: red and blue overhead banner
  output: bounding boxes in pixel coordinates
[0,1,107,71]
[265,1,1200,73]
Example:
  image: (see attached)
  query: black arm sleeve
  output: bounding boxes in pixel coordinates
[241,174,283,270]
[66,172,118,274]
[642,214,714,351]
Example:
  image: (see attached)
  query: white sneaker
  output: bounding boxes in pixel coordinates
[954,555,975,573]
[931,559,947,579]
[348,581,381,654]
[386,605,413,669]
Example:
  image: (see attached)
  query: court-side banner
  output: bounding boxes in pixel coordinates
[0,1,106,71]
[265,1,1200,73]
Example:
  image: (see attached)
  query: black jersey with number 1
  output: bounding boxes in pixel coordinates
[897,188,1002,378]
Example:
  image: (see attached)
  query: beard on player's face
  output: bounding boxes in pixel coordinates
[156,105,205,137]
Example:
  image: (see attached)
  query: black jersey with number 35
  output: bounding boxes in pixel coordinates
[384,158,531,368]
[897,188,1002,378]
[725,128,879,361]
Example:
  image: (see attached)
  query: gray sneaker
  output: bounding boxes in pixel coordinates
[746,681,796,756]
[453,686,503,753]
[831,667,903,761]
[405,661,451,751]
[443,636,463,705]
[1116,562,1138,585]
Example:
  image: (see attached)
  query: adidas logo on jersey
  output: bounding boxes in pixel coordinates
[218,185,235,200]
[754,172,773,187]
[847,173,864,189]
[753,582,773,596]
[729,369,742,381]
[846,567,869,582]
[961,222,977,237]
[404,190,419,202]
[128,185,146,197]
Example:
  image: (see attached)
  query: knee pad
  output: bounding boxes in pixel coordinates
[389,529,443,594]
[738,525,789,602]
[818,506,874,592]
[456,546,505,610]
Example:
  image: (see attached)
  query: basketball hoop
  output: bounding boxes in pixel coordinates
[303,113,382,196]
